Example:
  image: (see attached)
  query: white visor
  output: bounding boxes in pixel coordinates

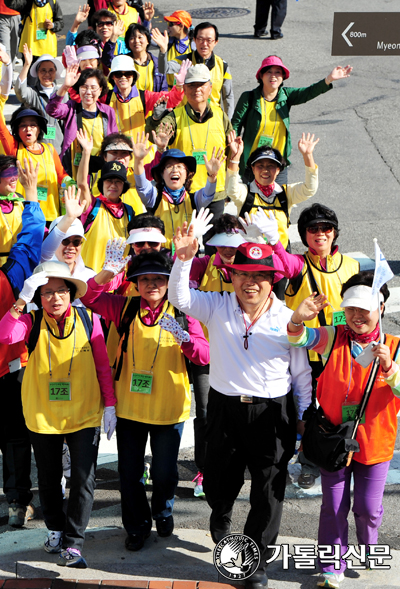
[340,285,384,312]
[127,227,167,245]
[206,232,246,248]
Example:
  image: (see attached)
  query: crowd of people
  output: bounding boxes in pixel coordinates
[0,2,398,589]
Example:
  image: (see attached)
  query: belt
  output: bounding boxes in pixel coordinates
[225,394,270,405]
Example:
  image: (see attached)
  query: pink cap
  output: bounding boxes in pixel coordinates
[256,55,290,81]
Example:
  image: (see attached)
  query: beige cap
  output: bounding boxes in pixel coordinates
[33,261,88,300]
[184,64,211,84]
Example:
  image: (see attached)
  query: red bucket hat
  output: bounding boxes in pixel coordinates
[216,242,288,276]
[256,55,290,82]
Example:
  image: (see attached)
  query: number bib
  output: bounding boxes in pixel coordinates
[73,152,82,166]
[342,403,365,424]
[192,149,207,166]
[130,370,153,394]
[37,186,48,201]
[44,126,56,140]
[36,29,47,40]
[333,310,347,326]
[49,380,71,401]
[258,134,274,148]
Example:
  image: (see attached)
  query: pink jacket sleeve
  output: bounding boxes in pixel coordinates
[80,277,126,328]
[272,241,305,279]
[0,311,33,344]
[90,313,117,406]
[180,314,210,366]
[144,149,162,181]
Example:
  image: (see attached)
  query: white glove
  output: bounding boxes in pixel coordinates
[103,238,132,275]
[103,406,117,441]
[238,212,264,242]
[159,313,190,346]
[251,209,280,245]
[189,207,214,239]
[19,271,49,303]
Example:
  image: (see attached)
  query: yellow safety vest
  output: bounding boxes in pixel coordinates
[285,250,360,362]
[179,53,228,110]
[81,200,130,273]
[22,308,102,434]
[19,1,57,56]
[239,188,290,249]
[135,59,155,92]
[107,2,139,34]
[0,94,6,153]
[174,103,226,193]
[167,41,191,89]
[114,300,191,424]
[0,201,24,266]
[198,255,234,340]
[251,98,286,156]
[71,115,104,180]
[152,190,194,250]
[109,92,145,139]
[16,143,60,221]
[91,167,145,215]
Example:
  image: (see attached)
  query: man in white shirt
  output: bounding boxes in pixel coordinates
[168,227,311,589]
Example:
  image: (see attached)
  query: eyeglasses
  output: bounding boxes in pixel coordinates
[97,21,114,27]
[113,71,134,79]
[80,85,101,93]
[231,270,274,282]
[104,178,123,185]
[61,237,83,247]
[195,36,216,44]
[40,288,70,300]
[19,123,39,130]
[306,224,334,234]
[164,163,187,172]
[134,241,160,248]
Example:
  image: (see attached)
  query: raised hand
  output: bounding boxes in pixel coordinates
[298,132,319,155]
[152,121,174,152]
[227,132,243,163]
[63,64,81,89]
[174,59,192,86]
[22,44,33,67]
[372,343,392,372]
[112,19,125,41]
[0,46,11,65]
[76,128,93,153]
[204,147,226,181]
[290,293,330,327]
[252,209,279,245]
[75,4,90,25]
[19,271,49,303]
[153,95,172,120]
[189,207,214,239]
[159,313,190,346]
[173,222,198,261]
[17,158,39,199]
[132,131,152,160]
[103,238,131,275]
[143,1,155,21]
[151,28,169,53]
[64,185,85,220]
[238,212,264,243]
[326,65,353,84]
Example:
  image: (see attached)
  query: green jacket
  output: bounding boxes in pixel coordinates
[231,79,332,176]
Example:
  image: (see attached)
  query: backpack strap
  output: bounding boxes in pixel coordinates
[114,297,141,381]
[188,192,196,211]
[82,198,102,232]
[148,187,163,215]
[76,307,93,343]
[123,203,134,223]
[239,189,256,217]
[304,255,327,327]
[27,309,43,356]
[139,89,146,111]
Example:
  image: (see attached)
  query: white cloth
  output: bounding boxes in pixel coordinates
[168,258,312,418]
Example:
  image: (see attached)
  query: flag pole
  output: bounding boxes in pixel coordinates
[373,238,384,341]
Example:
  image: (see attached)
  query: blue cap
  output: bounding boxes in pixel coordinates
[151,149,197,182]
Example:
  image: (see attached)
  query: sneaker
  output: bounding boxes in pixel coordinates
[44,530,63,553]
[61,475,67,499]
[26,503,36,522]
[140,462,151,485]
[62,442,71,478]
[8,502,26,528]
[192,471,205,498]
[317,572,344,588]
[58,547,88,568]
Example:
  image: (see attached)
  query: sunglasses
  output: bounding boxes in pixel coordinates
[113,71,134,79]
[306,224,334,234]
[97,21,114,27]
[168,21,179,26]
[134,241,160,248]
[61,237,84,247]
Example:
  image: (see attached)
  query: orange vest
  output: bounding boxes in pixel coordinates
[317,326,400,465]
[0,271,28,378]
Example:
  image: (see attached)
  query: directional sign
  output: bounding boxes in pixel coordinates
[332,13,400,55]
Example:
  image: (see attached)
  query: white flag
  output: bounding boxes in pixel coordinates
[372,239,394,297]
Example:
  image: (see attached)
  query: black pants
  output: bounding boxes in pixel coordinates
[191,362,210,472]
[204,388,296,568]
[30,427,99,551]
[0,370,33,506]
[255,0,287,35]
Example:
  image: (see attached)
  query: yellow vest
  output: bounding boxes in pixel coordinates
[174,103,226,193]
[198,255,234,341]
[179,53,228,110]
[167,41,191,89]
[285,250,360,362]
[22,308,102,434]
[0,94,6,153]
[152,191,194,250]
[114,300,191,424]
[106,281,139,368]
[240,188,289,249]
[19,1,57,56]
[107,2,139,34]
[135,59,155,92]
[0,201,24,266]
[16,143,60,221]
[109,92,145,139]
[91,167,145,215]
[71,115,104,180]
[81,200,131,273]
[251,98,286,156]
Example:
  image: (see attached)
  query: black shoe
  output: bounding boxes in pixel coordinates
[271,32,283,39]
[254,29,267,38]
[210,514,231,544]
[245,571,268,589]
[125,531,150,551]
[156,516,174,537]
[297,472,317,489]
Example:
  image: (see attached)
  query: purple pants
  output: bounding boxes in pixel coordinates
[318,460,390,574]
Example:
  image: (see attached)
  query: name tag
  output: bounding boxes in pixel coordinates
[37,186,48,201]
[130,370,153,394]
[49,381,71,401]
[342,403,365,424]
[36,29,47,40]
[258,134,274,148]
[44,126,56,140]
[333,310,347,326]
[192,149,207,166]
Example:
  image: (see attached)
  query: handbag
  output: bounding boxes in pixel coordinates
[301,357,380,472]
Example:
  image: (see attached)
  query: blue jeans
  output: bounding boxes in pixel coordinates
[116,417,184,535]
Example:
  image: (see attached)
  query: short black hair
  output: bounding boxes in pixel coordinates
[125,23,151,52]
[32,279,78,309]
[0,155,17,176]
[75,29,103,49]
[92,9,117,27]
[244,146,286,183]
[129,251,172,284]
[99,133,134,159]
[297,203,340,248]
[127,213,165,235]
[341,271,390,318]
[208,213,240,239]
[10,105,45,143]
[75,68,109,98]
[194,22,219,41]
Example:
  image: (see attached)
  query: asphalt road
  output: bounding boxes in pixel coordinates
[1,0,400,561]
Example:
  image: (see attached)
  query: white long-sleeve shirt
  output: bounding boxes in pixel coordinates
[168,258,312,418]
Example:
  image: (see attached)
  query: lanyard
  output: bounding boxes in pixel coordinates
[1,207,15,239]
[344,343,374,403]
[167,198,188,236]
[261,97,278,136]
[186,109,210,151]
[47,311,77,379]
[132,306,165,369]
[116,95,133,135]
[239,296,270,350]
[305,253,344,294]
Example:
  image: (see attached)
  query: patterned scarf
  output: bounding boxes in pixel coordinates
[255,180,275,198]
[344,323,380,344]
[98,194,124,217]
[162,185,186,205]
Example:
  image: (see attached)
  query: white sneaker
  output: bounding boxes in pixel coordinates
[62,443,71,478]
[317,572,344,588]
[44,530,63,553]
